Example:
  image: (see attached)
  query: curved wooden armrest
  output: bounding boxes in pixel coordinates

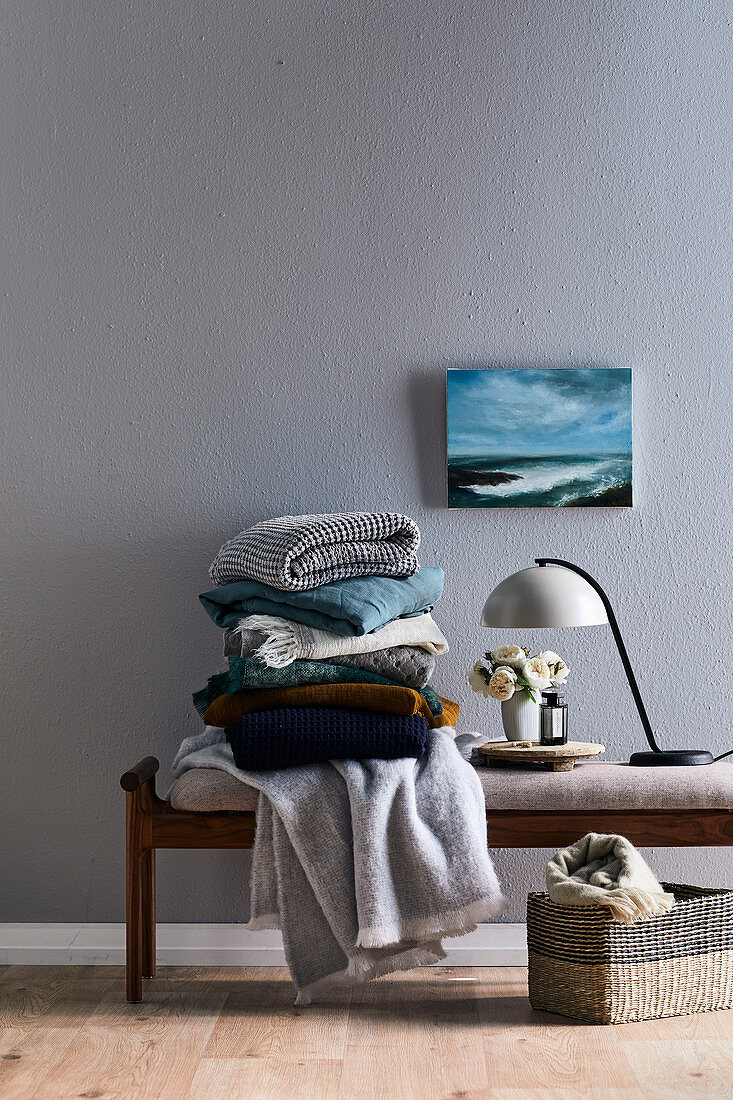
[121,756,160,792]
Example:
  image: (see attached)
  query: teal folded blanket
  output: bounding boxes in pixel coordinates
[199,566,444,635]
[193,657,444,720]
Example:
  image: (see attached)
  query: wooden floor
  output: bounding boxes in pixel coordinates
[0,966,732,1099]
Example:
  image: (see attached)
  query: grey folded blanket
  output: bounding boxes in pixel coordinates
[224,627,437,690]
[547,833,676,923]
[209,511,420,590]
[171,726,505,1003]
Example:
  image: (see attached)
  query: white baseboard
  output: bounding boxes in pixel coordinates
[0,923,527,967]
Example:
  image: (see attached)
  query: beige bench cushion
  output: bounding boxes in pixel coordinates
[171,768,260,813]
[169,760,733,814]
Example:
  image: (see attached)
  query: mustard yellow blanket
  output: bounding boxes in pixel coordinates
[204,683,459,730]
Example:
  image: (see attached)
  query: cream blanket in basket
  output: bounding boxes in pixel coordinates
[547,833,676,923]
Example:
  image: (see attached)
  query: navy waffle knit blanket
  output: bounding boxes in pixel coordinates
[225,707,429,770]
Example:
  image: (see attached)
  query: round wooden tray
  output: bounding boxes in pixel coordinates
[478,740,605,772]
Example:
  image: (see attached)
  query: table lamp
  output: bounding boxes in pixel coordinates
[480,558,714,767]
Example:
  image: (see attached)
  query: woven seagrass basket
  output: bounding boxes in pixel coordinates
[527,883,733,1024]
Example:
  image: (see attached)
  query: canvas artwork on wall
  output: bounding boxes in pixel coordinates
[446,367,632,508]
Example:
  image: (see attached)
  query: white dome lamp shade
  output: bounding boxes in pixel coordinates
[482,558,714,768]
[481,565,608,629]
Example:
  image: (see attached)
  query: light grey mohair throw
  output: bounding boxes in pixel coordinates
[546,833,676,923]
[225,611,449,669]
[170,726,505,1004]
[210,511,420,590]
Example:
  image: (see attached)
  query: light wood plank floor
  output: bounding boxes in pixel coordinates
[0,965,731,1099]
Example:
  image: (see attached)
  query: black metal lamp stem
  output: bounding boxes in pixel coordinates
[534,558,663,754]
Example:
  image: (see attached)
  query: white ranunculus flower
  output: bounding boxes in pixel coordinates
[468,668,492,697]
[539,650,561,667]
[488,667,517,701]
[552,663,570,685]
[522,656,552,690]
[490,644,526,668]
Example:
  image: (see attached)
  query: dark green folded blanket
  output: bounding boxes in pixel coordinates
[199,566,444,635]
[193,657,443,720]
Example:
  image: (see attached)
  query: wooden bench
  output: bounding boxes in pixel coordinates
[120,755,733,1002]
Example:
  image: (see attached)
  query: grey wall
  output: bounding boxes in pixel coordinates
[2,1,732,923]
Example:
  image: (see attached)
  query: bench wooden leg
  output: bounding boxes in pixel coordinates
[141,849,156,979]
[126,791,144,1003]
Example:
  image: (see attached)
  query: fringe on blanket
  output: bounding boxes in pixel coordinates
[244,615,301,668]
[590,886,676,924]
[356,894,506,948]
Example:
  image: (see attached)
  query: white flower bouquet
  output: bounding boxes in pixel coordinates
[468,644,569,704]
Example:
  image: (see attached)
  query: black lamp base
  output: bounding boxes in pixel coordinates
[629,749,715,767]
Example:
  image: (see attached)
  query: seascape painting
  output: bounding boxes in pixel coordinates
[447,368,632,508]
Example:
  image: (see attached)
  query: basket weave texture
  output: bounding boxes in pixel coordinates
[527,883,733,1024]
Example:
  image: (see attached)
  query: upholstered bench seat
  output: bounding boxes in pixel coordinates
[170,760,733,813]
[122,753,733,1001]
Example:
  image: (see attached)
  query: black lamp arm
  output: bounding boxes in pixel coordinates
[535,557,662,755]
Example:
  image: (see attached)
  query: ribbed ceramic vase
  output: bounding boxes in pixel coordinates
[501,690,540,742]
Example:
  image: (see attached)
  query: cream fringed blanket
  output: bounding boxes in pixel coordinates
[546,833,676,923]
[228,611,449,668]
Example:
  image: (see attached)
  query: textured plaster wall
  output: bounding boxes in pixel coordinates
[2,1,732,922]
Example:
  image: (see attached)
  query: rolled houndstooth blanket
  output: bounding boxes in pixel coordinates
[209,512,420,590]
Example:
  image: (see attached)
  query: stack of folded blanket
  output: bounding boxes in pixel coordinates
[193,511,457,769]
[174,510,503,1004]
